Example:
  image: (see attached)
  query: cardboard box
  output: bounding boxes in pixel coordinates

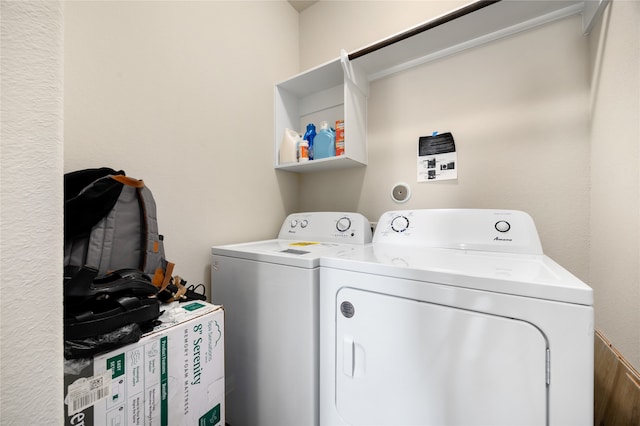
[64,301,225,426]
[335,120,345,156]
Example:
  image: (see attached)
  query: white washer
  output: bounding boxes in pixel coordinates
[211,212,372,426]
[319,209,593,426]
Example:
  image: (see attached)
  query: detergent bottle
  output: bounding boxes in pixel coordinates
[313,121,335,159]
[303,123,316,160]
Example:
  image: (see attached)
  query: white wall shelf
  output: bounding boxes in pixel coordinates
[274,0,607,173]
[274,54,368,172]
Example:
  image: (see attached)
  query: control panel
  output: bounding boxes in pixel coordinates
[278,212,373,245]
[373,209,543,255]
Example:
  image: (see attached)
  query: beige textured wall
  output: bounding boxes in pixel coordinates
[64,1,300,292]
[588,0,640,370]
[298,2,590,281]
[0,0,64,423]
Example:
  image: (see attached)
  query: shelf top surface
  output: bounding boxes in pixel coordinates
[276,58,343,97]
[351,0,584,79]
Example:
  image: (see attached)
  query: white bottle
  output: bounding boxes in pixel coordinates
[279,128,299,164]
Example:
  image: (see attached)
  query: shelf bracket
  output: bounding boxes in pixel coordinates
[582,0,609,34]
[340,49,369,98]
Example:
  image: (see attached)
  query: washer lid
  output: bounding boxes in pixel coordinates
[212,239,367,268]
[211,211,372,268]
[320,244,593,305]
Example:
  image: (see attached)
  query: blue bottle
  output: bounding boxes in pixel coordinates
[313,121,335,159]
[303,123,316,160]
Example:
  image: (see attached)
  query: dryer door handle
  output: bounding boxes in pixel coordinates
[343,337,355,377]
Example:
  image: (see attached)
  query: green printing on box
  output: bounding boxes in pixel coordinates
[161,336,168,426]
[183,302,206,312]
[199,404,221,426]
[107,353,126,379]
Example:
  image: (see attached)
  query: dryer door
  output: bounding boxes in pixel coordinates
[335,287,547,425]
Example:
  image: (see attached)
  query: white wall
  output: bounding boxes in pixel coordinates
[588,0,640,370]
[64,1,300,291]
[0,1,64,423]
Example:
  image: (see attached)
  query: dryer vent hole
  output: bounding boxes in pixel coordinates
[391,183,411,203]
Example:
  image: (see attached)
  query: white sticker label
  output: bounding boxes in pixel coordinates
[65,370,112,415]
[417,133,458,182]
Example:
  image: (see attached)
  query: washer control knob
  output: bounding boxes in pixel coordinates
[300,219,309,228]
[336,217,351,233]
[290,219,299,228]
[495,220,511,233]
[391,215,410,233]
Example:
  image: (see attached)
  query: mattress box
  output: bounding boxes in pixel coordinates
[64,301,225,426]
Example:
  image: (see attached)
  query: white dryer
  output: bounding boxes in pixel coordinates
[319,209,593,426]
[211,212,372,426]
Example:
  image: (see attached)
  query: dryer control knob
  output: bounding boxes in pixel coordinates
[300,219,308,228]
[336,217,352,233]
[290,219,299,228]
[495,220,511,233]
[391,215,410,233]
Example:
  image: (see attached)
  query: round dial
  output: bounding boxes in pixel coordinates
[300,219,308,228]
[391,215,410,232]
[336,217,352,233]
[495,220,511,233]
[290,219,299,228]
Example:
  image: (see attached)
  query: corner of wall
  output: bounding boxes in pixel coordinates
[0,1,64,423]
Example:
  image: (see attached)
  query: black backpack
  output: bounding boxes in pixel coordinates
[64,167,174,286]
